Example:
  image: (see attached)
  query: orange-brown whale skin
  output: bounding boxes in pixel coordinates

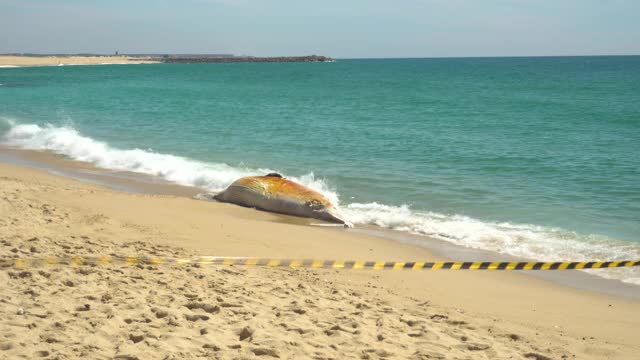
[215,175,351,226]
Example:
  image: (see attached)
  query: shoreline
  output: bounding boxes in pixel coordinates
[0,55,331,67]
[0,55,159,67]
[2,145,639,300]
[1,156,639,358]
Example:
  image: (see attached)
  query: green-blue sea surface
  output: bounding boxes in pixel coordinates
[1,57,639,283]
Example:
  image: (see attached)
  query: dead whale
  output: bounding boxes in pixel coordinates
[214,173,352,227]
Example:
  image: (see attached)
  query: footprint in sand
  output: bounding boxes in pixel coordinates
[238,326,254,341]
[184,314,209,322]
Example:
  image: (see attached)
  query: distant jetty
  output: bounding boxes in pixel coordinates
[0,54,333,67]
[157,55,333,64]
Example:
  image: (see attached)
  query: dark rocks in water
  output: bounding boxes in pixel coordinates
[159,55,332,64]
[265,172,283,178]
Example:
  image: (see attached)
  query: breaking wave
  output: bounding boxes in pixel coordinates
[0,119,338,203]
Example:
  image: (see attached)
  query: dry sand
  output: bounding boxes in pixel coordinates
[0,55,158,67]
[1,161,639,359]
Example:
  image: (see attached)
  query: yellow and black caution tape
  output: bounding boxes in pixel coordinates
[2,256,640,270]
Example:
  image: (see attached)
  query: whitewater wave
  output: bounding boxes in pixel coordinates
[0,119,338,200]
[342,202,640,284]
[1,119,638,285]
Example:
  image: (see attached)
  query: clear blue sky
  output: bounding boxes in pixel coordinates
[1,0,639,58]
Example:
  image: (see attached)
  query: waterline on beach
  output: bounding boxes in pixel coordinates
[2,118,638,286]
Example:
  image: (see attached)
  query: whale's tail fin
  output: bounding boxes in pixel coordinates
[324,208,354,228]
[194,192,223,202]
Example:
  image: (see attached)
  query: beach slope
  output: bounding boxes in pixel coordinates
[1,162,639,359]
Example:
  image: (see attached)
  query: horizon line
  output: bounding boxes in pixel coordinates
[2,53,639,60]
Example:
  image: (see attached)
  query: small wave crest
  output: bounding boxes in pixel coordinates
[1,119,638,285]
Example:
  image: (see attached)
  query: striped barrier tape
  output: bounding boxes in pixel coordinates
[2,256,640,270]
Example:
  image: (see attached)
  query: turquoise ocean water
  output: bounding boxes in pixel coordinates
[1,57,639,283]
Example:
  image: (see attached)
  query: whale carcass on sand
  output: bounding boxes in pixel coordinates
[214,173,352,227]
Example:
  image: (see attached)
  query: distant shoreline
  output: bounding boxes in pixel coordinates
[0,54,333,67]
[0,55,159,67]
[3,54,637,68]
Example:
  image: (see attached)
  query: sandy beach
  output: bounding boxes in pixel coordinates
[0,55,158,67]
[1,160,639,359]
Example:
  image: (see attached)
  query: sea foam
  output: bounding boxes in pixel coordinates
[0,119,339,201]
[1,119,638,285]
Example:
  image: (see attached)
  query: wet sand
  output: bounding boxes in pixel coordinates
[1,160,639,359]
